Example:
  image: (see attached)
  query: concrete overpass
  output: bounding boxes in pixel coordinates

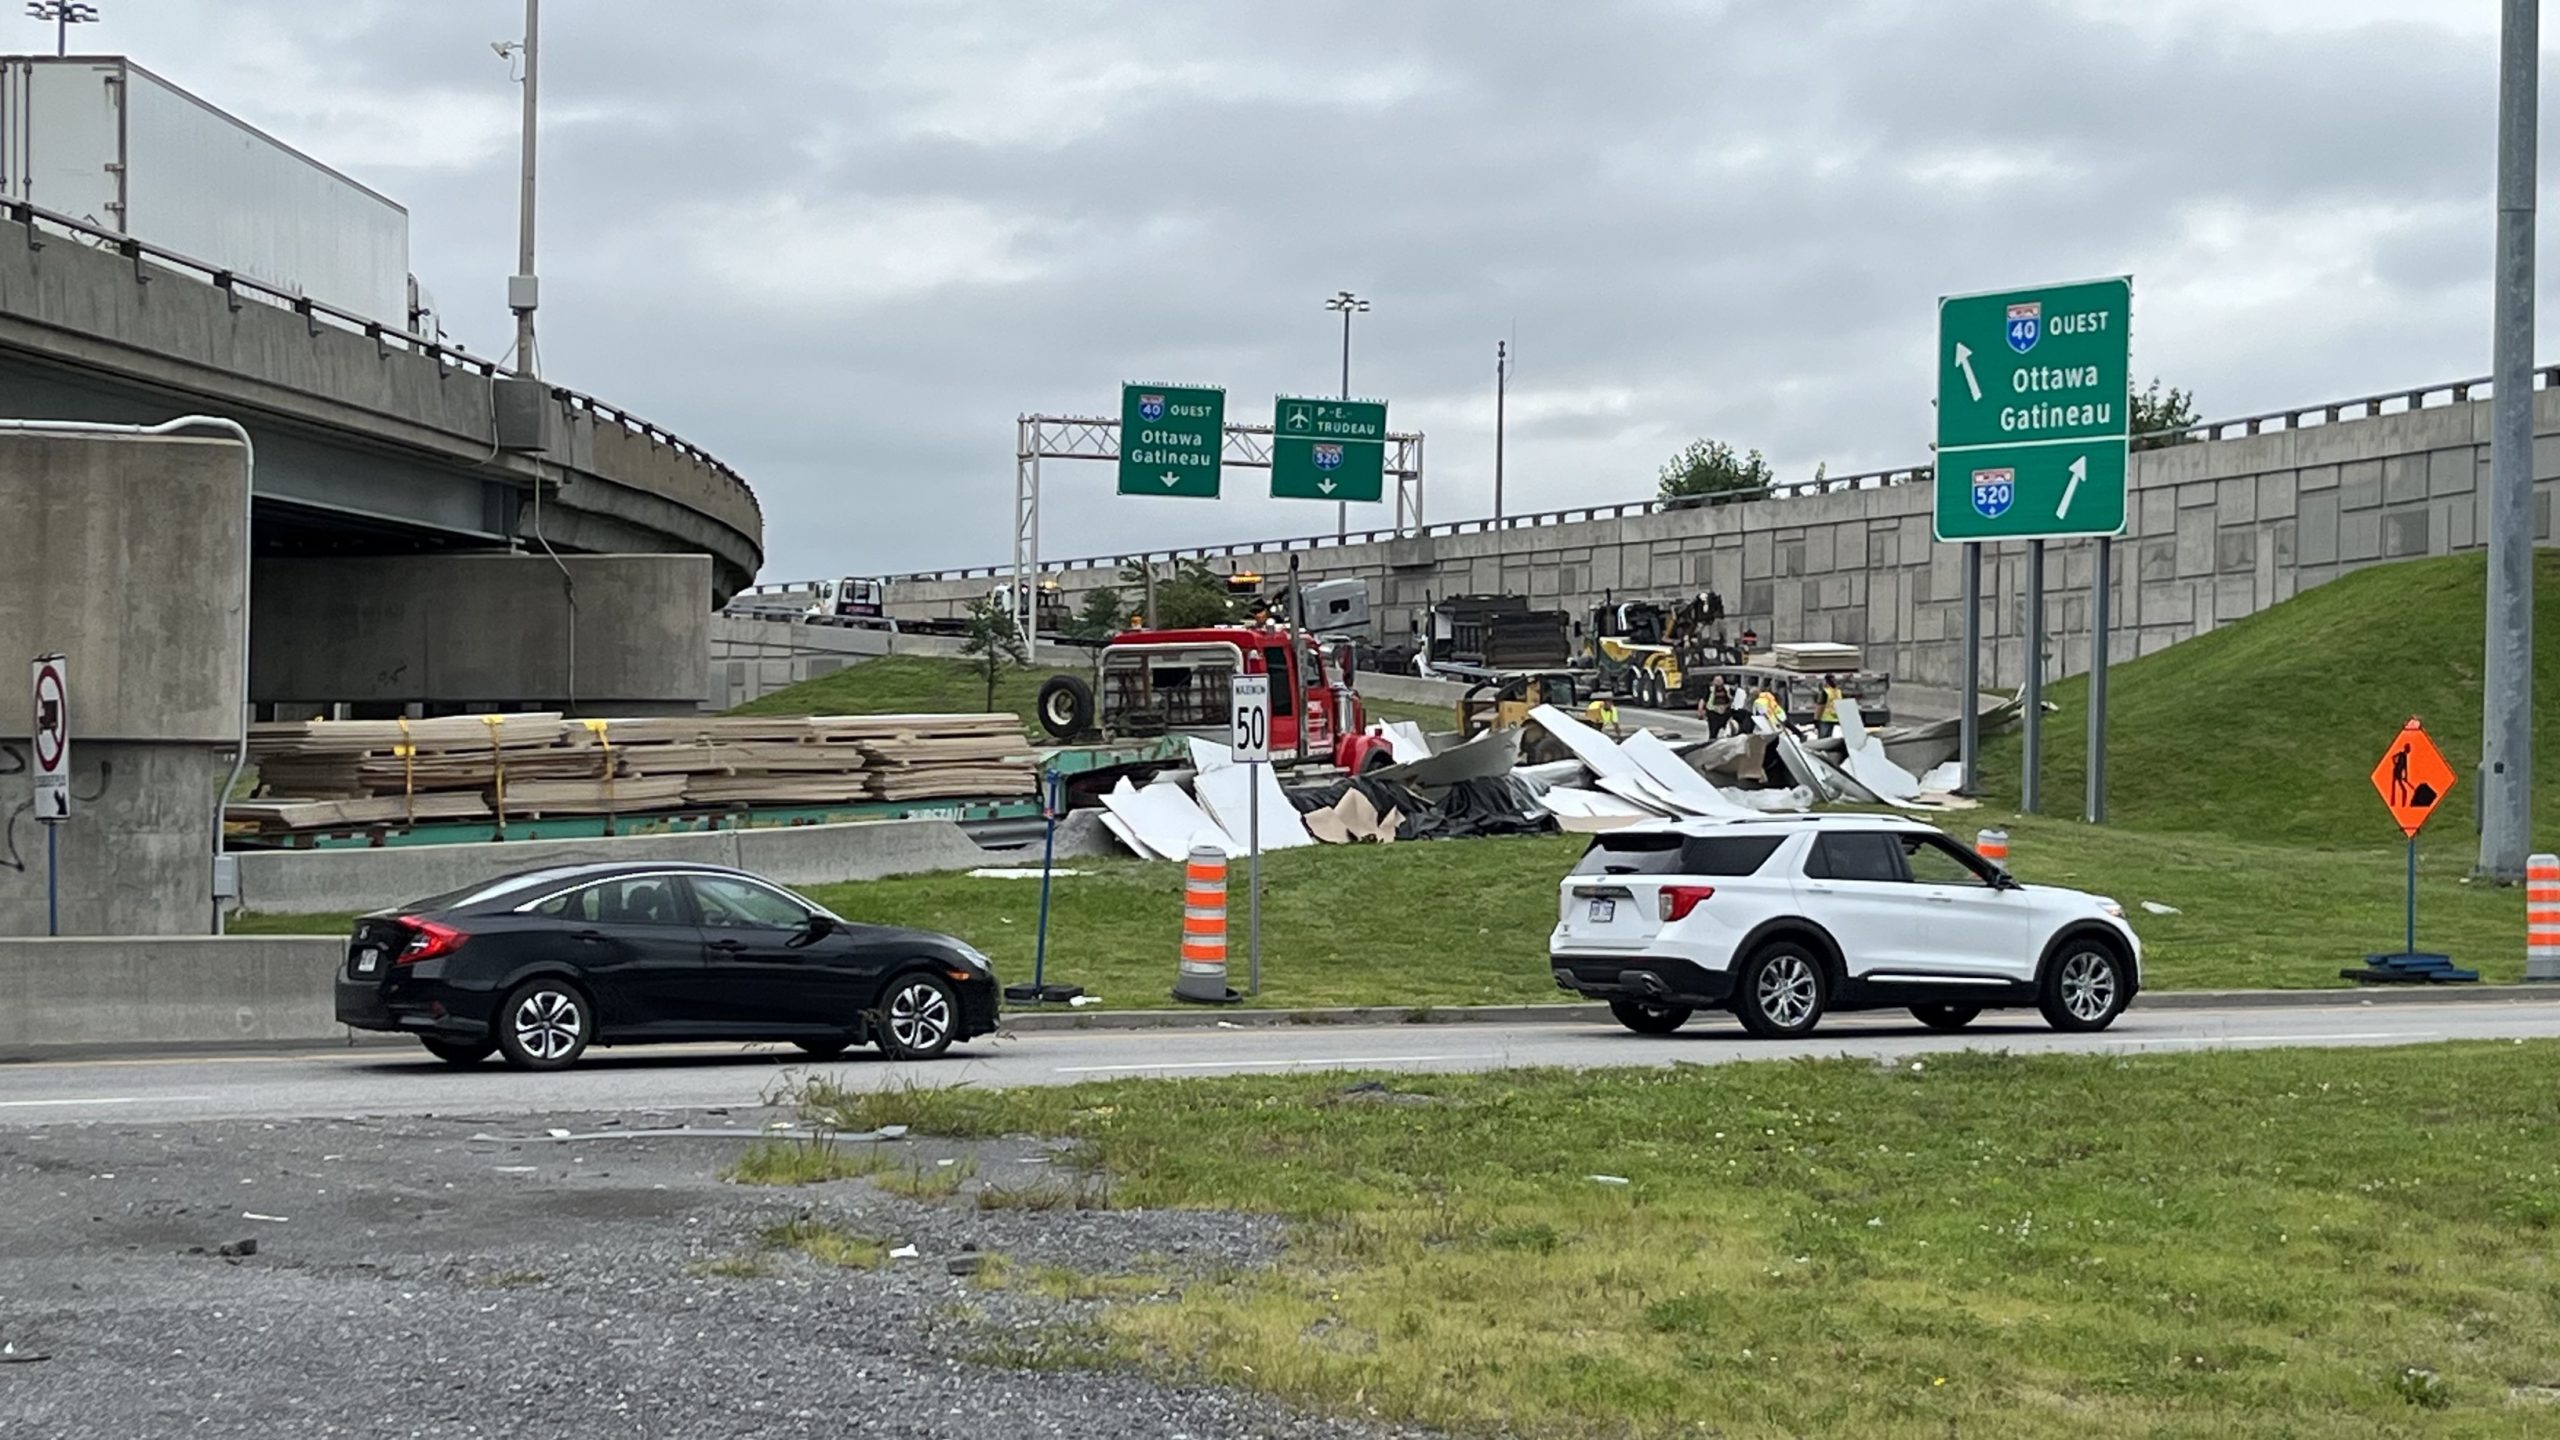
[871,370,2560,702]
[0,198,763,935]
[0,198,762,712]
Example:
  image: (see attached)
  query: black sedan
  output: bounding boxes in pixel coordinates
[334,862,1001,1070]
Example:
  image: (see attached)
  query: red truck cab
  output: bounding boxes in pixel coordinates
[1035,622,1388,771]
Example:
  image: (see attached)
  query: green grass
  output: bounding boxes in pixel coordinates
[875,1155,978,1201]
[1981,551,2560,848]
[224,810,2530,991]
[728,655,1051,728]
[726,653,1449,734]
[723,1134,892,1186]
[758,1217,888,1270]
[806,1042,2560,1438]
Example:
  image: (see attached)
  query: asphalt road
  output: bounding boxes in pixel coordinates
[4,999,2554,1128]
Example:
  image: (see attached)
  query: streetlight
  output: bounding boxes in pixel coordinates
[1494,338,1509,521]
[25,2,98,57]
[1323,289,1368,540]
[492,0,541,375]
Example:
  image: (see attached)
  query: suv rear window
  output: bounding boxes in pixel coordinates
[1572,832,1785,877]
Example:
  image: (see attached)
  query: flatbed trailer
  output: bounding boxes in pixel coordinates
[225,737,1191,851]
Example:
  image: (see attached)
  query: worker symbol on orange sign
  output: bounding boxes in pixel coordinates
[2370,718,2456,838]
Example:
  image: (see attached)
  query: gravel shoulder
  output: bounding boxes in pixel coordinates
[0,1110,1437,1440]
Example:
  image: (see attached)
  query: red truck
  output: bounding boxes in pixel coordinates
[1033,623,1393,772]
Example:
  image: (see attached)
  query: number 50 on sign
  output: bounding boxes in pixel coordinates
[1231,674,1271,764]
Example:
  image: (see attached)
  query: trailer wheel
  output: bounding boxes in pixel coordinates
[1035,675,1094,739]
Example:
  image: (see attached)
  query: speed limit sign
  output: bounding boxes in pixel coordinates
[31,654,68,821]
[1231,674,1272,764]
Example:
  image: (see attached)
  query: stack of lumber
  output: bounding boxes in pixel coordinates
[230,712,1037,833]
[1769,641,1862,673]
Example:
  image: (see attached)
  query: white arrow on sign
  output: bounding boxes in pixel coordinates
[2057,454,2087,518]
[1160,471,1182,488]
[1953,342,1982,403]
[1318,478,1336,495]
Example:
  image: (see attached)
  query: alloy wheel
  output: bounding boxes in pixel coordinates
[887,980,952,1054]
[2058,950,2118,1023]
[1756,953,1818,1030]
[513,989,584,1062]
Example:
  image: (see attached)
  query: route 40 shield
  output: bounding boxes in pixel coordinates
[2006,301,2041,354]
[1137,393,1166,422]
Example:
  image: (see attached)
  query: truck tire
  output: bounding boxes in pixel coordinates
[1035,675,1094,739]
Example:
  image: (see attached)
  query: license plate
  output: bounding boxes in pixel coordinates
[1586,898,1616,924]
[352,947,381,976]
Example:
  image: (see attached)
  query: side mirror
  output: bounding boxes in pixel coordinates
[791,914,840,947]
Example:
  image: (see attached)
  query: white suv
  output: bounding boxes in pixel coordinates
[1548,815,2140,1038]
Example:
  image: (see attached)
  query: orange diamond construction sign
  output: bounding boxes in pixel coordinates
[2370,718,2457,839]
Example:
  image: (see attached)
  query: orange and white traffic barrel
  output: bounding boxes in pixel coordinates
[1173,844,1241,1004]
[2528,853,2560,982]
[1976,829,2011,872]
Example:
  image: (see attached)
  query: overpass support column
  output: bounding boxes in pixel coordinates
[0,432,249,937]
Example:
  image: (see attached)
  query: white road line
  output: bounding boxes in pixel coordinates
[2101,1032,2414,1045]
[1054,1054,1460,1074]
[0,1095,212,1109]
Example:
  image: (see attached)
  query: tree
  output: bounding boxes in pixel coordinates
[961,592,1029,712]
[2131,378,2200,450]
[1068,585,1128,641]
[1118,557,1233,628]
[1657,438,1776,505]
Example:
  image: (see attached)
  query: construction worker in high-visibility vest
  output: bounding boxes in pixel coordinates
[1817,674,1844,738]
[1584,691,1622,739]
[1753,687,1790,736]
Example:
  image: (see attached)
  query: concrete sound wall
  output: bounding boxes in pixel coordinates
[887,388,2560,695]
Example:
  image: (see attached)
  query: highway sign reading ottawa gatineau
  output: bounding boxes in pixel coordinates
[1934,276,2131,543]
[1118,383,1226,498]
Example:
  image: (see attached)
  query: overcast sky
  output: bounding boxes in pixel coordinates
[43,1,2555,579]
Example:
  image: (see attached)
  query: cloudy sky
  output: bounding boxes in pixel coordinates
[42,1,2547,579]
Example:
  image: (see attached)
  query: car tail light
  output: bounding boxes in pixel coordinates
[1658,886,1716,922]
[396,916,469,964]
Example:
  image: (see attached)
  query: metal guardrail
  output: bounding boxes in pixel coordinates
[871,364,2560,586]
[1,197,760,520]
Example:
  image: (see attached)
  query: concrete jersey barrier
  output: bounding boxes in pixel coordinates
[0,937,346,1058]
[231,814,1121,918]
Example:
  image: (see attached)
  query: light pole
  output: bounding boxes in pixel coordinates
[2483,0,2537,883]
[1324,289,1368,541]
[493,0,541,375]
[24,2,98,56]
[1494,339,1509,521]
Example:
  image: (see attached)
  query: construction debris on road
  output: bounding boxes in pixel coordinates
[1087,695,2018,859]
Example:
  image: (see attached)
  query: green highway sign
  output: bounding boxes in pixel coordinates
[1118,383,1226,498]
[1276,397,1386,443]
[1933,442,2126,543]
[1270,396,1387,502]
[1934,276,2131,541]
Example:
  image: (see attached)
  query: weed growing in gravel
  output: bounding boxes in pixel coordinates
[725,1131,891,1186]
[760,1218,888,1270]
[877,1155,977,1201]
[684,1255,774,1280]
